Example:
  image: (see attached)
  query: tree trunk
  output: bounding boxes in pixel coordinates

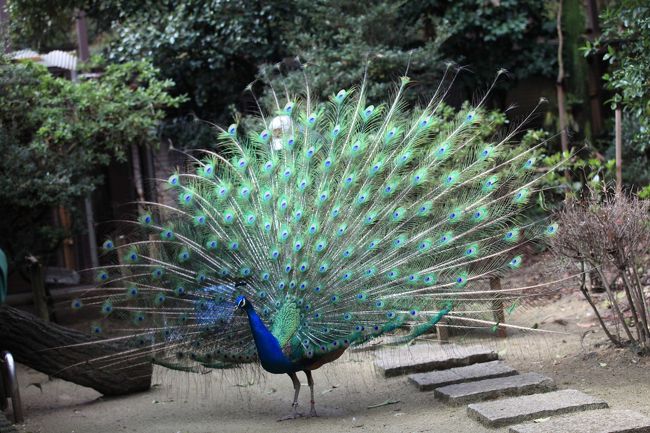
[131,143,146,204]
[0,305,152,396]
[58,207,77,271]
[0,0,10,54]
[75,10,90,62]
[556,0,570,156]
[583,0,604,136]
[615,106,623,194]
[27,258,49,322]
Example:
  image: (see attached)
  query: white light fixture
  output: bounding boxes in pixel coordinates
[270,115,292,151]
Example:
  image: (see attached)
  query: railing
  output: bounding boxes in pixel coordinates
[0,351,23,424]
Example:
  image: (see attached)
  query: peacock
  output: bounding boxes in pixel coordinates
[70,68,561,420]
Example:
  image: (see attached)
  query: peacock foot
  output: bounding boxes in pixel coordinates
[309,407,318,417]
[277,403,303,422]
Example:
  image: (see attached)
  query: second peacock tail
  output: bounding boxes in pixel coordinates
[70,69,561,418]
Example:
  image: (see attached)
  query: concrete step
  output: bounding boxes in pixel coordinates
[435,372,556,405]
[509,409,650,433]
[467,389,608,427]
[408,360,517,391]
[375,344,497,377]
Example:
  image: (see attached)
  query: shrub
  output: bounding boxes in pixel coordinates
[0,58,184,271]
[550,191,650,353]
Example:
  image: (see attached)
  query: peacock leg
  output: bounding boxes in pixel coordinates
[277,372,302,421]
[304,370,318,417]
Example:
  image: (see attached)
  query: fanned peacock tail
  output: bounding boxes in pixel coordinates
[69,68,562,373]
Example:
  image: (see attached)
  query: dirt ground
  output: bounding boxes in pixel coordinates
[6,274,650,433]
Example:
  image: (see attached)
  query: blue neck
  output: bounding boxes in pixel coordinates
[244,306,295,374]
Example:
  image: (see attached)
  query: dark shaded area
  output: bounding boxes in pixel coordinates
[0,304,152,396]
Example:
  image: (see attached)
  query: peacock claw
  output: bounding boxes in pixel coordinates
[309,408,318,417]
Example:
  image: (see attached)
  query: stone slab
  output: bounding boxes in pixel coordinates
[467,389,608,427]
[435,372,556,405]
[408,360,518,391]
[375,344,497,377]
[44,266,80,285]
[509,409,650,433]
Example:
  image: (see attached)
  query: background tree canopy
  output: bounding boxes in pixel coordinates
[108,0,558,147]
[586,0,650,189]
[0,58,184,266]
[3,0,650,267]
[6,0,558,149]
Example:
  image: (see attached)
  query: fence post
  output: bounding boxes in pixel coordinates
[436,317,450,344]
[489,277,507,338]
[615,106,623,194]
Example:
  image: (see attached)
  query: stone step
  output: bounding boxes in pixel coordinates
[408,360,517,391]
[375,344,497,377]
[509,409,650,433]
[435,372,556,405]
[467,389,608,427]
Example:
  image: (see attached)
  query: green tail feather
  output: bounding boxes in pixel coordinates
[72,71,561,372]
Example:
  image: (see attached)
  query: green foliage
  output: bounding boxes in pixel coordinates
[7,0,558,150]
[605,114,650,188]
[536,145,650,204]
[260,0,556,120]
[6,0,81,51]
[97,0,556,147]
[5,0,145,52]
[0,58,184,266]
[593,1,650,114]
[585,1,650,190]
[106,0,296,148]
[639,185,650,200]
[259,1,450,105]
[541,151,608,193]
[428,0,557,84]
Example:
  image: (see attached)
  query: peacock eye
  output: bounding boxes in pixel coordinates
[237,298,246,308]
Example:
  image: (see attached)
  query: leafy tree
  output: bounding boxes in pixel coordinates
[7,0,558,148]
[98,0,451,146]
[0,58,185,269]
[415,0,558,87]
[585,0,650,190]
[254,0,558,147]
[5,0,142,52]
[102,0,556,146]
[259,1,449,105]
[106,0,296,148]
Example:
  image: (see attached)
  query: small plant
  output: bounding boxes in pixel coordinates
[550,190,650,353]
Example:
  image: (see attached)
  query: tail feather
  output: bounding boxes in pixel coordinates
[68,69,564,372]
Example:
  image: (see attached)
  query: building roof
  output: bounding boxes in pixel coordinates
[8,49,78,71]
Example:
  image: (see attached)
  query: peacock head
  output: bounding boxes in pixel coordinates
[235,295,251,312]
